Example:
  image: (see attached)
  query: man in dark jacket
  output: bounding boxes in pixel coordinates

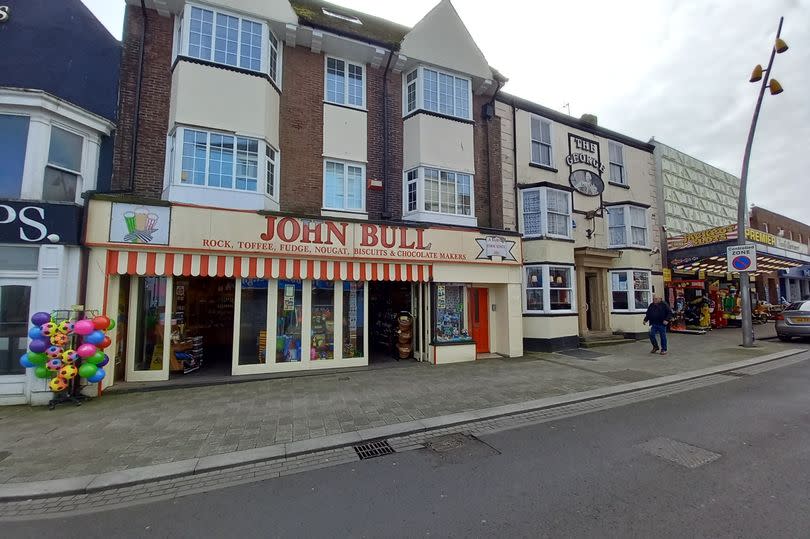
[644,296,673,355]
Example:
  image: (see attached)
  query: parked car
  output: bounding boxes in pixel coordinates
[775,301,810,341]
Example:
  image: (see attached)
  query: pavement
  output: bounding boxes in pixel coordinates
[6,336,810,537]
[0,322,805,497]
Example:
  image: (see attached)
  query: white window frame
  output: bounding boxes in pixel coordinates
[178,3,280,83]
[522,264,576,314]
[608,141,626,185]
[607,205,648,248]
[610,270,651,312]
[402,66,472,121]
[43,123,85,203]
[402,166,474,218]
[530,116,554,167]
[265,145,280,199]
[322,159,366,213]
[324,56,366,109]
[171,126,278,199]
[519,187,573,239]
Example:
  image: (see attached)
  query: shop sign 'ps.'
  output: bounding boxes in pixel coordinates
[109,203,170,245]
[727,244,757,273]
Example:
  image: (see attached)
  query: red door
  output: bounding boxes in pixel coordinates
[469,288,490,354]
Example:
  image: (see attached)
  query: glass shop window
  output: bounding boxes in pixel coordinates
[343,281,364,359]
[134,277,168,371]
[433,283,470,343]
[276,279,302,362]
[0,285,31,375]
[238,279,268,366]
[311,280,335,360]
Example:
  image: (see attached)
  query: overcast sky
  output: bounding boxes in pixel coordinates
[82,0,809,224]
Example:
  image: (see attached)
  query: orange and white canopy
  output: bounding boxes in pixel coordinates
[105,250,432,282]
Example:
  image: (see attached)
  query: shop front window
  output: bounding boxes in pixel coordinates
[611,270,651,311]
[343,282,364,359]
[238,279,268,365]
[0,285,30,375]
[276,279,302,362]
[134,277,167,371]
[311,281,335,360]
[524,265,575,313]
[433,283,470,343]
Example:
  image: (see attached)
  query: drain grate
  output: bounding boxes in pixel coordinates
[354,440,395,460]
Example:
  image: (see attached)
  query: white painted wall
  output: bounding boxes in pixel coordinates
[323,104,367,163]
[522,315,579,340]
[403,114,475,175]
[433,342,477,364]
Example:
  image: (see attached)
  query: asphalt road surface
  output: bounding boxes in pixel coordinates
[8,352,810,538]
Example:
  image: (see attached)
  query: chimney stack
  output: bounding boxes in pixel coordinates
[580,114,598,126]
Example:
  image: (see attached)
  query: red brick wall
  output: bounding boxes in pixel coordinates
[473,95,502,229]
[750,206,810,245]
[278,45,324,215]
[112,5,173,197]
[367,65,403,220]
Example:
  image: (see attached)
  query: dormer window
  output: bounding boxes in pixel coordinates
[322,8,363,25]
[403,66,472,121]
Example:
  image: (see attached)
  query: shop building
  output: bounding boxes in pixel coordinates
[87,0,522,388]
[749,206,810,302]
[0,1,119,404]
[495,96,664,351]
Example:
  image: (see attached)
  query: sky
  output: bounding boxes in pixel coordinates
[81,0,810,223]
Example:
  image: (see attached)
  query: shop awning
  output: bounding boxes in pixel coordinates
[105,251,432,282]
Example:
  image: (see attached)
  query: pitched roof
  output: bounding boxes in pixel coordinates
[289,0,410,49]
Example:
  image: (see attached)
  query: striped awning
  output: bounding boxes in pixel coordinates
[105,251,432,282]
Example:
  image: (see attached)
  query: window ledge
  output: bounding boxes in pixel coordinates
[528,162,558,173]
[611,310,647,315]
[524,235,575,243]
[608,181,630,189]
[323,101,367,113]
[404,211,477,228]
[403,109,475,125]
[321,209,368,220]
[609,245,651,251]
[522,312,578,317]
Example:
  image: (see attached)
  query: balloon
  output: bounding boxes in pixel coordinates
[76,343,97,358]
[92,315,111,330]
[86,350,105,365]
[19,354,35,369]
[40,322,58,337]
[107,319,116,331]
[87,368,105,384]
[97,354,110,368]
[46,346,63,359]
[28,326,43,340]
[50,333,69,347]
[46,358,63,371]
[98,336,112,349]
[84,330,105,345]
[49,376,69,392]
[27,351,47,365]
[59,364,78,380]
[29,339,49,353]
[31,312,50,326]
[61,350,79,364]
[58,321,75,335]
[73,320,95,336]
[78,363,98,379]
[34,365,51,379]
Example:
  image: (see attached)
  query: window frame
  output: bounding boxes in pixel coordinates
[519,187,573,239]
[171,126,278,199]
[402,66,472,121]
[322,158,367,213]
[402,166,474,218]
[324,55,366,109]
[610,269,652,312]
[522,264,576,314]
[608,141,626,185]
[530,115,554,167]
[43,123,86,203]
[179,3,281,83]
[606,205,648,248]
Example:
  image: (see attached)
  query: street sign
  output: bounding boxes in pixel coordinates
[727,244,757,273]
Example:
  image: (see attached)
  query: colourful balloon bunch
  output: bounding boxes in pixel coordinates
[20,312,115,393]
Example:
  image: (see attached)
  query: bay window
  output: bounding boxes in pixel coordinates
[175,127,278,197]
[44,126,83,202]
[611,270,651,311]
[0,114,29,198]
[325,57,365,108]
[324,160,365,212]
[403,66,472,121]
[179,3,281,83]
[403,167,474,222]
[521,187,572,239]
[523,265,575,313]
[607,205,647,247]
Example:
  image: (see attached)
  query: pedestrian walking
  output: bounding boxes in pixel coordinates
[644,296,673,355]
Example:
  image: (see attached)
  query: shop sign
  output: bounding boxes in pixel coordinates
[475,236,517,261]
[668,223,809,255]
[727,244,757,272]
[109,203,170,245]
[0,7,9,23]
[567,134,605,197]
[670,279,704,289]
[662,268,672,282]
[0,201,82,244]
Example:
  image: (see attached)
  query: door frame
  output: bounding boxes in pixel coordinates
[125,276,172,382]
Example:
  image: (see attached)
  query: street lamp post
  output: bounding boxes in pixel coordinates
[737,16,788,348]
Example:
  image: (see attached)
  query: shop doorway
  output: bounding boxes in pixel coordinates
[469,287,489,353]
[585,273,596,330]
[369,281,413,362]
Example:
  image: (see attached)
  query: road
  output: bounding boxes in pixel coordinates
[8,352,810,538]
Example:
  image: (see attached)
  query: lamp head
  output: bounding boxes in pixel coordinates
[775,37,789,53]
[749,64,763,82]
[769,78,784,95]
